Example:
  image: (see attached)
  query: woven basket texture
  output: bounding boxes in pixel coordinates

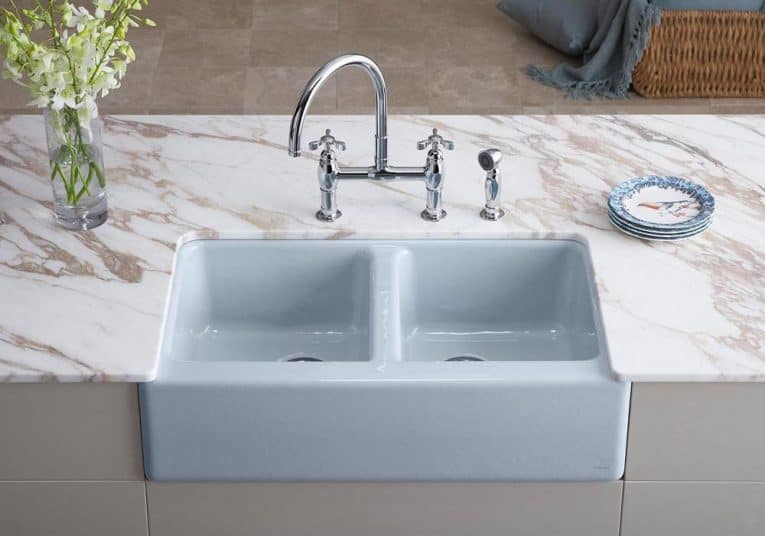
[633,10,765,98]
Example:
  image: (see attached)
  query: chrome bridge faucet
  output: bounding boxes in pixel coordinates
[288,54,454,222]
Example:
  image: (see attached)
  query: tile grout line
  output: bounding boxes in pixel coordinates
[618,382,634,536]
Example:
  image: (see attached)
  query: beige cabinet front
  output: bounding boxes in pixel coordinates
[147,482,623,536]
[0,481,148,536]
[622,482,765,536]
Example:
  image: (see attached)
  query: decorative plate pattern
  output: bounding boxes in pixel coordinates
[608,212,711,241]
[608,176,715,230]
[608,209,710,235]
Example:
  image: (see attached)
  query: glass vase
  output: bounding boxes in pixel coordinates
[44,105,108,230]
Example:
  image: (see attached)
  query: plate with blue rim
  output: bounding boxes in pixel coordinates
[608,212,711,241]
[608,207,710,235]
[608,176,715,232]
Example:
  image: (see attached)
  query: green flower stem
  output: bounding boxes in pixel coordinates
[89,0,142,86]
[49,107,104,207]
[74,162,95,205]
[51,161,72,202]
[93,158,106,188]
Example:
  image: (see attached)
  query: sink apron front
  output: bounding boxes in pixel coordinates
[140,239,631,481]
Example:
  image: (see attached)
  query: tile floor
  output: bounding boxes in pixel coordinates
[1,0,764,115]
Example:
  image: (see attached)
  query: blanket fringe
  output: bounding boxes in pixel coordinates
[527,3,662,99]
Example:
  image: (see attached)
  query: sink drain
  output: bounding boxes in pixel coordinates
[445,355,486,362]
[284,356,324,362]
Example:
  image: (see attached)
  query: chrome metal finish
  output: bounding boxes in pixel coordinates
[308,129,346,152]
[316,207,342,222]
[310,129,345,221]
[289,54,387,167]
[288,55,455,221]
[417,128,455,152]
[479,148,505,221]
[421,207,447,222]
[478,148,502,172]
[419,129,453,222]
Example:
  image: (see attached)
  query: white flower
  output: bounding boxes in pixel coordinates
[1,1,157,206]
[0,0,157,118]
[94,0,114,19]
[50,95,66,110]
[67,6,92,31]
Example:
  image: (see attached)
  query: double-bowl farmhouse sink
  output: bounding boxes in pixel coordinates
[140,239,630,481]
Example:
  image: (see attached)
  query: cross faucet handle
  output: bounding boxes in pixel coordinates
[417,128,455,152]
[308,129,347,152]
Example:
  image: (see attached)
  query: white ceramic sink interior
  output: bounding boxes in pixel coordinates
[140,239,631,481]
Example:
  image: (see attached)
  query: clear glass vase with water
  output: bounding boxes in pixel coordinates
[44,106,108,230]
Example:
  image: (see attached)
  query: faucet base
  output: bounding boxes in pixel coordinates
[480,207,506,221]
[316,209,342,222]
[421,208,447,222]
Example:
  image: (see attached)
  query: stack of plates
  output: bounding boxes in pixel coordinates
[608,176,715,241]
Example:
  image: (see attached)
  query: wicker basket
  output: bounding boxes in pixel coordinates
[633,10,765,98]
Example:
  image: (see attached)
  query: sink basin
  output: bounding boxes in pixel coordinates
[400,242,600,362]
[140,239,630,481]
[166,244,371,363]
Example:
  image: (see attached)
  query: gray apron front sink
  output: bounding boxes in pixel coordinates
[140,239,630,481]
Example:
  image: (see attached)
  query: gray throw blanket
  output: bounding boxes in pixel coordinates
[523,0,765,99]
[527,0,661,99]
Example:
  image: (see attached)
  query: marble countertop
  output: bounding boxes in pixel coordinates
[1,114,763,382]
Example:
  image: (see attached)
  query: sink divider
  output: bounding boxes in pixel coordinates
[367,246,407,365]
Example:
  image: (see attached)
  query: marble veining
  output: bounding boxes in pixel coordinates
[0,115,763,382]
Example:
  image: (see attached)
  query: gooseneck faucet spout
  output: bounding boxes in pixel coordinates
[288,54,388,170]
[288,54,454,222]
